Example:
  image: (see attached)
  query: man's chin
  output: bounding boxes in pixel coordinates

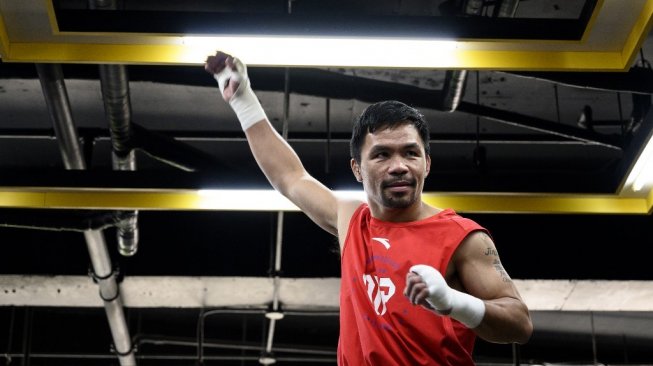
[382,195,415,209]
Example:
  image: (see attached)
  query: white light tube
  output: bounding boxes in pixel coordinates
[197,189,366,211]
[625,136,653,192]
[181,36,459,68]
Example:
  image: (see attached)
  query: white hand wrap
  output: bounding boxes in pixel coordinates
[213,57,267,130]
[410,264,485,329]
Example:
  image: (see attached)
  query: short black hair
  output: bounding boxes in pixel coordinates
[350,100,430,163]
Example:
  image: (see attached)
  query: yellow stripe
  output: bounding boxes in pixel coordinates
[6,43,191,65]
[422,193,647,214]
[647,188,653,213]
[4,42,628,70]
[455,50,625,71]
[45,0,60,34]
[0,191,46,208]
[0,189,648,214]
[579,0,605,43]
[621,0,653,68]
[44,191,204,210]
[0,5,10,59]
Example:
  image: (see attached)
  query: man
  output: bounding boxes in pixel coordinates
[204,52,532,365]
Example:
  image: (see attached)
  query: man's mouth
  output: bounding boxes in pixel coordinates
[383,180,415,191]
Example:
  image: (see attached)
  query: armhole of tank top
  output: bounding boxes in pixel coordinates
[340,203,367,257]
[442,225,489,276]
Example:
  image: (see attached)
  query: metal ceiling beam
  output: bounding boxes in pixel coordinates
[254,69,623,151]
[508,67,653,95]
[456,102,622,150]
[2,275,653,312]
[131,123,219,171]
[0,128,601,145]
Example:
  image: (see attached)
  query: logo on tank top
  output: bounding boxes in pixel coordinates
[363,274,396,315]
[371,237,391,249]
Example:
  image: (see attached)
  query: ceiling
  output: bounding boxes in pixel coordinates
[1,1,653,365]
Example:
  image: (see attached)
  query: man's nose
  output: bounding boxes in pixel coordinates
[388,156,409,174]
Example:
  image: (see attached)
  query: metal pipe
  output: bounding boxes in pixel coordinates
[85,230,135,365]
[439,70,468,112]
[197,309,266,363]
[94,2,138,257]
[35,64,86,170]
[99,65,132,156]
[98,64,139,257]
[37,58,136,366]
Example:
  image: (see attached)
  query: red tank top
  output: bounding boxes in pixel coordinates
[338,204,487,366]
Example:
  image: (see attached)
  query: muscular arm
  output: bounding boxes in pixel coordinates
[205,52,355,237]
[244,121,339,235]
[453,231,533,344]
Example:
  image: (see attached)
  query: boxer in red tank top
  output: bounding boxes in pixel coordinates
[206,52,533,365]
[339,204,484,365]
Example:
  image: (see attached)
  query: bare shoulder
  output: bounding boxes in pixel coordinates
[455,230,497,260]
[453,230,517,297]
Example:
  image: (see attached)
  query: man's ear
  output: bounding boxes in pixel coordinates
[351,159,363,182]
[425,155,431,177]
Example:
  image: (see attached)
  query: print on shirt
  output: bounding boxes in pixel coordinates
[363,274,396,315]
[371,237,391,249]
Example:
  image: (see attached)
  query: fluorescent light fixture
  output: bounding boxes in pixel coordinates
[197,189,366,210]
[181,36,458,67]
[624,136,653,192]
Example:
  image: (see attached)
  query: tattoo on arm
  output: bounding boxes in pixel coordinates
[480,233,512,282]
[493,259,512,283]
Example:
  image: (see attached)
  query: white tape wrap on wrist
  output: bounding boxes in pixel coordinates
[446,288,486,329]
[213,57,267,130]
[410,264,486,329]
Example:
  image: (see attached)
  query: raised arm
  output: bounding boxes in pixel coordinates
[204,52,342,235]
[405,231,532,344]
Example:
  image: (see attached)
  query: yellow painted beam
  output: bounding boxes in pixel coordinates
[422,193,648,214]
[622,0,653,69]
[579,0,604,43]
[0,0,648,70]
[6,43,192,65]
[0,188,649,214]
[2,42,630,71]
[0,5,10,59]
